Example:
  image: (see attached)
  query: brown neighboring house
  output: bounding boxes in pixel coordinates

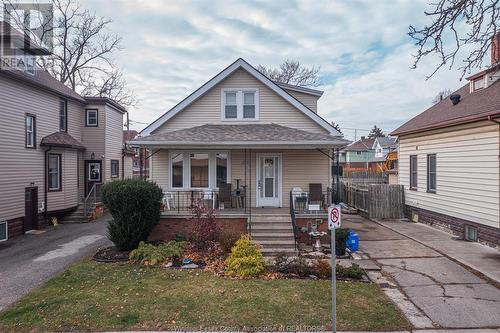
[391,33,500,248]
[0,22,131,238]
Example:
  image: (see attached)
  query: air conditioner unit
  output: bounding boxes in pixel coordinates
[0,220,7,242]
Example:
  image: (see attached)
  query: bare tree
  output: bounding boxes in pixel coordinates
[409,0,500,79]
[432,88,453,104]
[257,60,321,87]
[331,122,343,135]
[2,0,136,106]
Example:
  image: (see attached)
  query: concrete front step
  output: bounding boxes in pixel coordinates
[252,232,295,239]
[261,247,297,256]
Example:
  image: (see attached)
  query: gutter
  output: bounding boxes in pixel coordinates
[128,140,350,147]
[392,111,500,137]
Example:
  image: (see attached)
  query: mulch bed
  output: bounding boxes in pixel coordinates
[93,246,130,263]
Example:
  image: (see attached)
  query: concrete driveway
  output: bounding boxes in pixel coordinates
[343,214,500,329]
[0,215,111,310]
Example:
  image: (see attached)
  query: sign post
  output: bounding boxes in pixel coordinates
[328,204,341,333]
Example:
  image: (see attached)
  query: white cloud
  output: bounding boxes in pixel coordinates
[79,0,482,137]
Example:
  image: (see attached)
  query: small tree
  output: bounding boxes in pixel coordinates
[188,200,220,249]
[225,235,264,277]
[257,60,321,87]
[101,179,163,251]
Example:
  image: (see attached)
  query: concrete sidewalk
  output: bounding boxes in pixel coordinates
[0,215,112,310]
[374,219,500,284]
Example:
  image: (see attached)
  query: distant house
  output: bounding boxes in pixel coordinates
[391,33,500,248]
[123,130,150,179]
[371,137,398,173]
[339,137,375,171]
[0,21,131,237]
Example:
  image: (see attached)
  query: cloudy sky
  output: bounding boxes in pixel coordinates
[80,0,473,140]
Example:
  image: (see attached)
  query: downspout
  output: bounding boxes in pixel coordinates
[487,116,500,228]
[44,147,52,221]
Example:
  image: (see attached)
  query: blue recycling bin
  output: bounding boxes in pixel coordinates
[347,231,359,252]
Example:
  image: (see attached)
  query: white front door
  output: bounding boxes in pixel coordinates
[256,154,282,207]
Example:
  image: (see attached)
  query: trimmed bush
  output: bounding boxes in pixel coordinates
[335,228,350,256]
[129,240,187,266]
[101,179,163,251]
[225,235,264,277]
[217,230,240,253]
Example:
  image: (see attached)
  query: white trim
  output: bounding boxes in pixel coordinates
[220,88,259,121]
[130,139,348,147]
[85,109,98,126]
[168,150,231,191]
[256,153,282,207]
[278,83,323,96]
[140,58,341,136]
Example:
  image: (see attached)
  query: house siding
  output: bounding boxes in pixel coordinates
[151,148,330,208]
[399,121,500,229]
[0,75,83,224]
[153,69,328,134]
[104,106,124,181]
[284,89,318,113]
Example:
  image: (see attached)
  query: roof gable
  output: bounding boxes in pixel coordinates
[140,58,340,136]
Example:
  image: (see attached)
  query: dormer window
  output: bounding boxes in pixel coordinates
[473,77,485,91]
[221,89,259,120]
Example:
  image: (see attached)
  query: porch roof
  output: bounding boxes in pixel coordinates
[129,124,349,148]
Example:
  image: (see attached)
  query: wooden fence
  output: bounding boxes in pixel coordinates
[339,182,405,219]
[340,171,388,185]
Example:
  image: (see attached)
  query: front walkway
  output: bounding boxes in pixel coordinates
[0,215,111,310]
[343,215,500,329]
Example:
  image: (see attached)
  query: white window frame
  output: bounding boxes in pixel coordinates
[168,150,231,190]
[221,88,259,121]
[86,109,98,127]
[25,114,35,148]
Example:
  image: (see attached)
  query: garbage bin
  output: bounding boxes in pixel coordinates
[347,231,359,252]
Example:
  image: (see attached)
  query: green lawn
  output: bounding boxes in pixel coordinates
[0,260,411,332]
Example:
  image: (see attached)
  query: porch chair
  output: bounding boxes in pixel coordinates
[162,192,175,211]
[218,183,232,209]
[308,183,325,209]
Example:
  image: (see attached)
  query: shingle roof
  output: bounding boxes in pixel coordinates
[132,124,348,146]
[344,138,375,151]
[376,136,397,148]
[391,79,500,136]
[40,132,85,150]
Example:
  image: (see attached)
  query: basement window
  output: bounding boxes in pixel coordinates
[465,225,478,242]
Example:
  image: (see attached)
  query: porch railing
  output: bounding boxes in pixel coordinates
[289,192,298,251]
[83,183,102,219]
[290,188,333,215]
[161,189,247,214]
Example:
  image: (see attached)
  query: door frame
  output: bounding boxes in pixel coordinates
[24,186,38,231]
[256,153,282,207]
[84,160,102,196]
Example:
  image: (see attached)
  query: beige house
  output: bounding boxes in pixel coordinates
[131,58,348,254]
[391,34,500,248]
[0,22,132,238]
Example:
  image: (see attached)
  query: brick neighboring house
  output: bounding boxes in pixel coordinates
[123,130,150,179]
[0,21,131,238]
[391,33,500,248]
